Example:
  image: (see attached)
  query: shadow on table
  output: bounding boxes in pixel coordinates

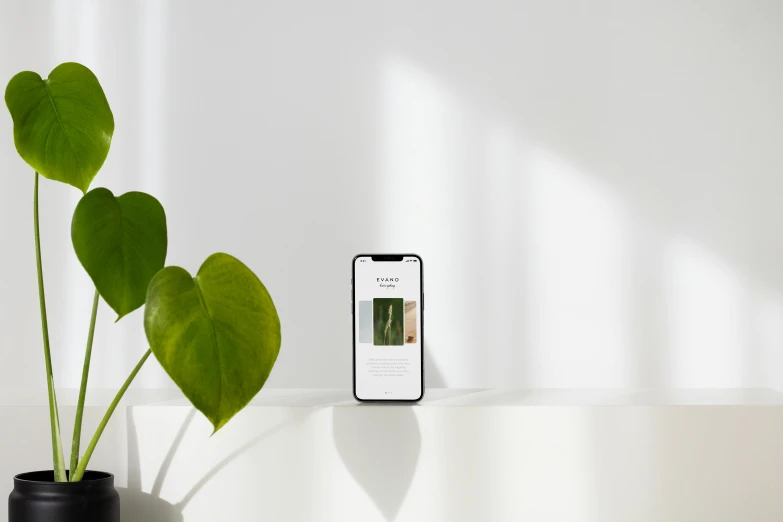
[119,407,309,521]
[332,405,421,521]
[328,339,437,519]
[117,487,182,522]
[119,347,436,522]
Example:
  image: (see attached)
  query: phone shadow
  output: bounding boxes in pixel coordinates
[332,405,422,521]
[423,340,446,388]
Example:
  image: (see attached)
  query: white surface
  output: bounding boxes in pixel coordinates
[2,388,783,522]
[2,1,783,393]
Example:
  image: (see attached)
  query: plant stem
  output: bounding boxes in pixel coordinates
[72,348,151,482]
[69,289,99,479]
[34,172,67,482]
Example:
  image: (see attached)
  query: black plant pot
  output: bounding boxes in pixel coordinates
[8,470,119,522]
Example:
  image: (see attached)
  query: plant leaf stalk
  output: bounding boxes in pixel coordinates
[72,348,151,482]
[34,172,67,482]
[69,288,99,478]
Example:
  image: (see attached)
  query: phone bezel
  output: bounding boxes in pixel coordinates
[352,253,424,402]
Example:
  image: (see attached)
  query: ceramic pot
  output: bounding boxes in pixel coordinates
[8,470,119,522]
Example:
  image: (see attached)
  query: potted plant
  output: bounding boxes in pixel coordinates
[4,62,281,522]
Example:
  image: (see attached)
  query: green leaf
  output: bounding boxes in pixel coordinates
[72,188,167,320]
[144,253,281,431]
[5,62,114,192]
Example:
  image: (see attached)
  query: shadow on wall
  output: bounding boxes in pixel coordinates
[332,406,421,521]
[119,407,310,522]
[424,340,446,388]
[378,49,783,391]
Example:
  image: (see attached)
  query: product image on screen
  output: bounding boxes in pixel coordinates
[373,298,403,345]
[404,301,417,343]
[353,255,422,401]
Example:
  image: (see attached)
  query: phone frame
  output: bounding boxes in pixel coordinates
[352,253,424,402]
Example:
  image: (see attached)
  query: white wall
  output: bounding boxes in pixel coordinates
[2,0,783,391]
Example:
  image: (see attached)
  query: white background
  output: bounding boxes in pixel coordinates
[2,0,783,392]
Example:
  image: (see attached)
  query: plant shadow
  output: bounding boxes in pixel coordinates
[120,406,309,521]
[117,487,182,522]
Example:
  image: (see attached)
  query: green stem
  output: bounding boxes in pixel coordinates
[69,289,99,479]
[72,348,151,482]
[34,172,67,482]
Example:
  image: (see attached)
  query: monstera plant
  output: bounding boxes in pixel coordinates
[4,63,281,485]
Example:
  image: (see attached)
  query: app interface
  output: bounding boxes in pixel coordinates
[354,256,422,400]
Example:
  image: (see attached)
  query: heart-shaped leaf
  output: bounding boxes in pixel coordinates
[144,253,281,431]
[72,188,167,319]
[5,62,114,192]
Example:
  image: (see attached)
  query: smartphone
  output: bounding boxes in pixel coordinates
[352,254,424,402]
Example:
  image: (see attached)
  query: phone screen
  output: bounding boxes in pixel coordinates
[353,255,423,401]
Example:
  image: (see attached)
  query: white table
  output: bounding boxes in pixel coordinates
[3,388,783,521]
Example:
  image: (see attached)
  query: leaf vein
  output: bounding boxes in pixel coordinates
[193,282,223,417]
